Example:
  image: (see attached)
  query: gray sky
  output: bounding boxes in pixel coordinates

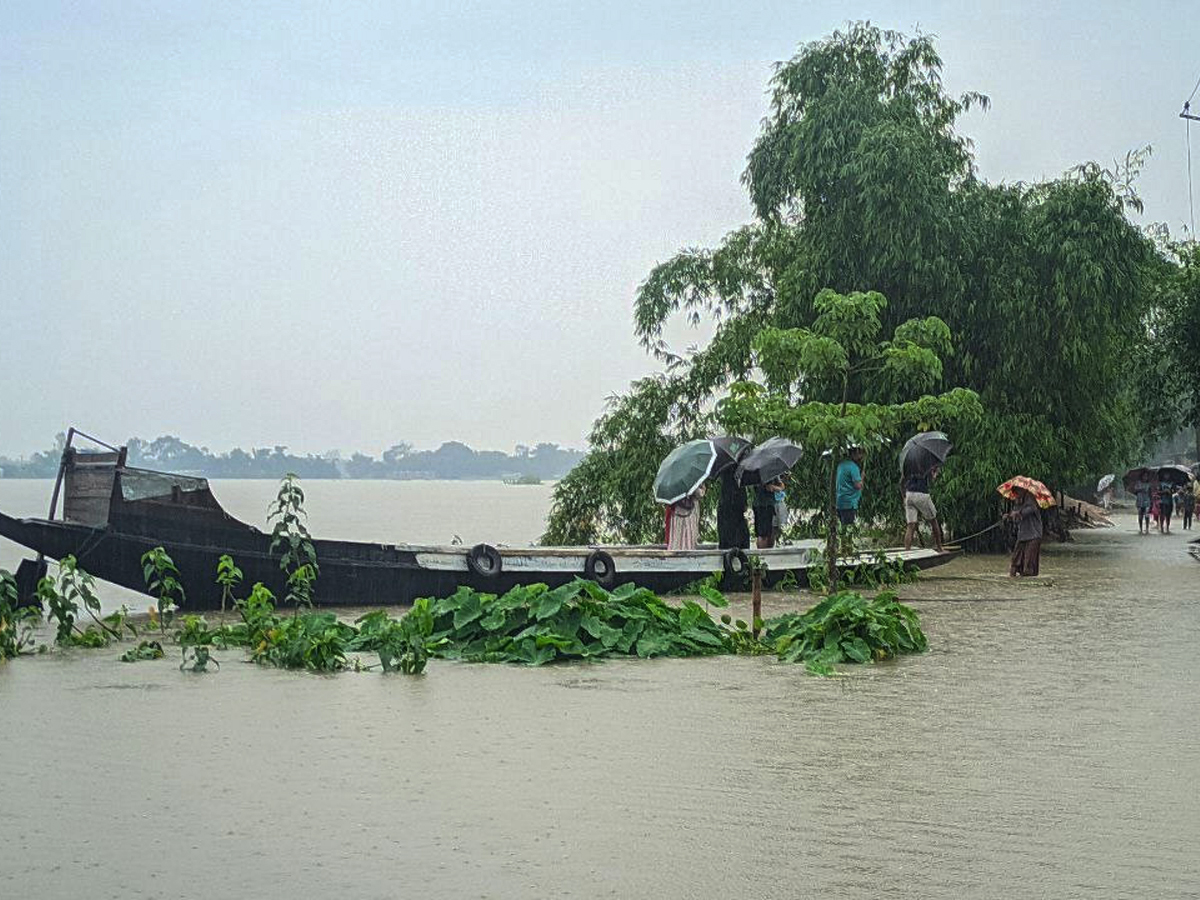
[2,1,1196,457]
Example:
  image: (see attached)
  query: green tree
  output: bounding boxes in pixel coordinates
[716,288,980,582]
[547,22,1158,546]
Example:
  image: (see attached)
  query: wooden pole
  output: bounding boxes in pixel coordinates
[751,570,762,639]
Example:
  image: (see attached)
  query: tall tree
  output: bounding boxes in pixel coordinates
[546,23,1158,546]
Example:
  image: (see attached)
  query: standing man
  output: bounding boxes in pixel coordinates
[835,447,865,527]
[1134,476,1152,535]
[752,477,784,548]
[902,465,945,552]
[1187,480,1199,531]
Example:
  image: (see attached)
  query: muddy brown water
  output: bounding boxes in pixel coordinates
[1,481,1198,898]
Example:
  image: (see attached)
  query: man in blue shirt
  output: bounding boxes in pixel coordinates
[835,447,865,526]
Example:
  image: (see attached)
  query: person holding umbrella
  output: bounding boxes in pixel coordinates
[899,431,951,552]
[735,437,803,548]
[1006,487,1044,576]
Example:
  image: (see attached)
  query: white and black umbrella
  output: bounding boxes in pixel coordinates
[735,437,803,487]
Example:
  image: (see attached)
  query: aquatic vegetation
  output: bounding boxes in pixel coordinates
[141,547,184,634]
[215,554,243,614]
[762,590,927,676]
[423,580,733,665]
[350,602,433,674]
[0,569,39,659]
[120,640,164,662]
[267,474,319,610]
[41,556,122,647]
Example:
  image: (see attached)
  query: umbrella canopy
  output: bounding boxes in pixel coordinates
[653,440,721,505]
[1096,474,1115,493]
[735,437,803,487]
[708,436,753,476]
[997,476,1056,509]
[1157,464,1196,487]
[1123,466,1155,492]
[899,431,953,477]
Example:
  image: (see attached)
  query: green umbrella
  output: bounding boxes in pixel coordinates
[654,440,720,505]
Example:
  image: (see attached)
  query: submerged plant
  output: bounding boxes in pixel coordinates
[215,554,243,614]
[423,580,732,666]
[763,589,927,675]
[120,640,165,662]
[351,600,435,674]
[268,474,319,610]
[0,569,40,660]
[141,547,184,634]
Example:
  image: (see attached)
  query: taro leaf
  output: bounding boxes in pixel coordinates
[479,606,507,632]
[698,585,728,608]
[453,592,484,630]
[841,636,872,663]
[635,628,674,658]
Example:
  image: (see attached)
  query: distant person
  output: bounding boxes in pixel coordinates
[666,486,704,551]
[1100,487,1113,511]
[1158,479,1174,534]
[1135,477,1152,534]
[716,468,750,550]
[773,478,789,543]
[1007,487,1043,576]
[835,447,865,527]
[1187,482,1199,532]
[902,464,944,552]
[753,478,784,549]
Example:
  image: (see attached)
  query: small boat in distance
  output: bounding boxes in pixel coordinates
[0,430,958,610]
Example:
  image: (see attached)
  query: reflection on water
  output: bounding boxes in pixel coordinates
[1,480,1198,898]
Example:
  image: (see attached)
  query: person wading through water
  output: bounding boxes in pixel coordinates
[1007,487,1043,576]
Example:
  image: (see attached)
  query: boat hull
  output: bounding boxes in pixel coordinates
[0,510,957,609]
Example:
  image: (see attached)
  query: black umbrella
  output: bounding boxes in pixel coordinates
[709,436,753,477]
[899,431,953,477]
[1123,466,1155,492]
[735,437,803,487]
[1157,464,1195,487]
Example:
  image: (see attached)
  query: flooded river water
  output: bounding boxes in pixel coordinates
[1,481,1198,898]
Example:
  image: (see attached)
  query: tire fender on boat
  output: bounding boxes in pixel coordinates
[583,549,616,588]
[466,543,503,577]
[722,548,749,579]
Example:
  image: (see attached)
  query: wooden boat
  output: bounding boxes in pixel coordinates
[0,431,958,610]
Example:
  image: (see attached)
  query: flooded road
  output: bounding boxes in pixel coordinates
[2,497,1198,898]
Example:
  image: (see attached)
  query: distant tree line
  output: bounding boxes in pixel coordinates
[0,433,584,481]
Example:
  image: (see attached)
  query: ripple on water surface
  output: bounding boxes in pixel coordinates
[1,512,1198,899]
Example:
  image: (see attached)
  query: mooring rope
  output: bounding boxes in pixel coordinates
[946,519,1003,547]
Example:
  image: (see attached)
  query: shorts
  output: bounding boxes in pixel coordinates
[1160,500,1174,516]
[905,491,937,524]
[837,508,857,526]
[753,505,775,538]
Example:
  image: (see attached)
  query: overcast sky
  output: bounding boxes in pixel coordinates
[2,1,1196,458]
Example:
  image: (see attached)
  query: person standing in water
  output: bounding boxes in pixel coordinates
[1135,476,1152,535]
[1158,478,1174,535]
[1185,482,1197,531]
[1007,487,1043,576]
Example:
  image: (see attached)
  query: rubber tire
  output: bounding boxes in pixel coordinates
[466,543,502,578]
[583,550,616,588]
[722,548,749,579]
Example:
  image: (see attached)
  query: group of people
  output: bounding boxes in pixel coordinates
[835,447,945,553]
[1133,477,1197,535]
